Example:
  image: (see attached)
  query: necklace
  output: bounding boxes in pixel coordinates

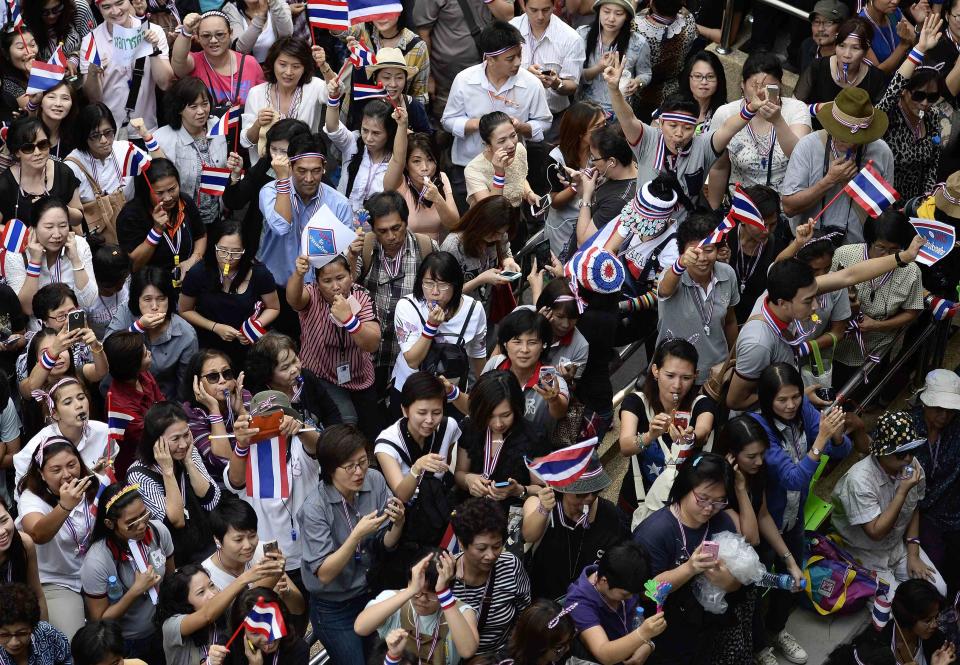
[565,525,586,580]
[898,99,924,140]
[736,227,765,293]
[671,504,708,560]
[863,6,895,55]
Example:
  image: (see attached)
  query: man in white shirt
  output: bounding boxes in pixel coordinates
[509,0,585,119]
[80,0,175,133]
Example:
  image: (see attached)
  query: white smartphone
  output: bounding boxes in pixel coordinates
[499,271,522,281]
[765,84,780,105]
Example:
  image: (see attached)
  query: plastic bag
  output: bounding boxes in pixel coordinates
[692,531,766,614]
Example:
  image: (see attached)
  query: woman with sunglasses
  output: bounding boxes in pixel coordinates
[80,483,174,663]
[179,219,281,365]
[876,14,946,201]
[0,117,83,229]
[0,28,38,122]
[353,551,479,665]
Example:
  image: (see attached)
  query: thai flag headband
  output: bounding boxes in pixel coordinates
[831,104,873,133]
[658,112,698,126]
[290,152,326,163]
[634,182,678,219]
[484,45,519,58]
[936,182,960,207]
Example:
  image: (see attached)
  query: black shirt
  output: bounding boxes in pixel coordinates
[0,161,80,225]
[117,194,206,275]
[726,224,790,324]
[574,307,620,413]
[458,416,550,507]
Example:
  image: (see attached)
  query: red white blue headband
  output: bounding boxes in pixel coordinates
[831,104,873,133]
[290,152,326,163]
[659,112,698,126]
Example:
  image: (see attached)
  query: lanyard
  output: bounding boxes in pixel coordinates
[735,228,765,293]
[292,375,304,404]
[62,496,93,556]
[339,498,363,560]
[273,84,303,119]
[862,246,894,300]
[863,9,896,54]
[554,502,589,530]
[482,429,505,479]
[412,605,443,664]
[87,148,125,191]
[898,100,924,140]
[653,133,690,172]
[746,121,777,169]
[379,243,404,280]
[690,279,716,334]
[671,504,708,560]
[202,52,237,105]
[929,437,941,474]
[485,88,520,109]
[360,150,388,202]
[292,190,323,225]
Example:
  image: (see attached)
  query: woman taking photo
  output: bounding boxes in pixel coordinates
[126,402,221,566]
[107,266,199,401]
[221,0,294,63]
[116,158,207,278]
[0,583,70,665]
[18,324,105,407]
[80,482,174,663]
[679,51,727,134]
[524,276,590,380]
[16,437,99,640]
[464,111,540,209]
[241,37,329,164]
[860,0,925,75]
[795,17,887,109]
[454,370,550,508]
[226,588,308,664]
[180,219,281,365]
[577,0,650,114]
[297,425,405,665]
[618,339,715,516]
[0,29,38,122]
[33,81,78,161]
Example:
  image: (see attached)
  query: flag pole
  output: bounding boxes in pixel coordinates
[224,596,265,650]
[811,159,873,224]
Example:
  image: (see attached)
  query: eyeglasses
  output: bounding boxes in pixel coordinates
[88,128,116,142]
[18,139,51,154]
[869,242,900,256]
[588,155,608,163]
[811,17,840,27]
[199,31,229,42]
[551,641,572,656]
[0,630,31,642]
[41,2,64,16]
[201,369,235,383]
[48,312,70,323]
[909,90,940,103]
[689,73,717,82]
[693,491,728,510]
[215,245,245,259]
[339,457,369,474]
[422,280,452,293]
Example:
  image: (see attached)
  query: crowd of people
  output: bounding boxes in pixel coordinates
[3,0,960,663]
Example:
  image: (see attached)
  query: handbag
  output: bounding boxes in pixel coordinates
[703,314,763,405]
[803,532,878,616]
[65,156,125,246]
[488,282,517,324]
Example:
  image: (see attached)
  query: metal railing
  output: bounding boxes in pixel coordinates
[717,0,812,55]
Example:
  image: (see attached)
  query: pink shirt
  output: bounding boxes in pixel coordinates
[190,51,266,107]
[399,171,454,244]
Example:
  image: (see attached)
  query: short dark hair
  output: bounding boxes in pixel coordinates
[243,333,299,393]
[477,21,522,56]
[507,599,577,664]
[596,542,650,594]
[497,308,552,354]
[676,211,721,252]
[128,266,176,321]
[767,258,816,305]
[642,338,699,413]
[6,117,44,155]
[757,362,805,427]
[316,424,368,483]
[30,196,69,228]
[264,36,314,85]
[837,16,874,52]
[0,583,41,630]
[742,184,780,220]
[865,209,916,250]
[479,111,513,145]
[71,621,126,665]
[413,252,465,312]
[166,77,211,130]
[451,497,507,547]
[103,332,145,383]
[76,102,117,151]
[139,402,190,467]
[287,132,326,161]
[366,190,409,224]
[209,497,258,541]
[134,158,180,209]
[892,579,945,630]
[590,123,633,167]
[400,371,445,408]
[668,451,735,506]
[265,118,312,151]
[92,245,131,289]
[741,50,783,84]
[467,370,525,435]
[659,94,699,118]
[32,283,78,321]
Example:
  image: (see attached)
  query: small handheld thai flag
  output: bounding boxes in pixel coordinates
[243,599,288,642]
[524,438,597,487]
[26,60,66,94]
[106,395,135,443]
[208,105,240,138]
[347,39,377,68]
[872,577,892,630]
[7,0,22,30]
[1,218,27,253]
[843,161,899,218]
[309,0,349,30]
[909,217,955,267]
[699,215,736,247]
[439,522,460,553]
[82,37,101,69]
[246,435,291,499]
[199,165,231,196]
[727,184,765,231]
[122,142,151,178]
[353,83,388,101]
[347,0,402,24]
[48,43,68,68]
[241,301,266,344]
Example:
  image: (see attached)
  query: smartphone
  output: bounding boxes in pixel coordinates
[345,294,362,315]
[67,309,86,332]
[765,84,780,105]
[529,193,551,218]
[538,366,558,386]
[262,540,280,557]
[542,62,560,77]
[499,271,522,281]
[701,540,720,560]
[493,481,511,488]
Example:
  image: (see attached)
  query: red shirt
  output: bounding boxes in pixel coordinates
[108,371,164,481]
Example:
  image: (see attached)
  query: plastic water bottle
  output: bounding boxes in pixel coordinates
[756,572,805,590]
[106,576,123,603]
[630,605,645,631]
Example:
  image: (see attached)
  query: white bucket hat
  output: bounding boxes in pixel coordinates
[919,369,960,411]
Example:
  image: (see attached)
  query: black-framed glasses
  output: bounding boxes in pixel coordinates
[202,369,235,383]
[588,155,607,163]
[18,139,51,154]
[693,491,728,510]
[88,128,116,142]
[689,73,717,82]
[909,90,940,103]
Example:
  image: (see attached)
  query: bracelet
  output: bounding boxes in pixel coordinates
[895,251,907,268]
[907,47,925,66]
[89,341,104,354]
[422,321,439,339]
[275,178,291,195]
[437,587,456,610]
[343,314,362,334]
[211,323,218,333]
[26,99,38,113]
[144,135,159,152]
[781,551,794,561]
[384,655,402,665]
[536,502,550,515]
[670,258,686,276]
[146,228,162,246]
[492,173,506,190]
[906,537,921,546]
[637,637,655,652]
[739,101,757,121]
[25,261,42,278]
[58,502,69,512]
[129,319,146,334]
[233,443,250,458]
[445,384,460,402]
[327,93,342,107]
[72,265,86,271]
[207,414,224,425]
[40,349,58,370]
[178,25,193,38]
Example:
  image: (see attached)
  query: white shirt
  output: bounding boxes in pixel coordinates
[239,11,275,63]
[324,124,389,210]
[201,542,265,590]
[441,63,552,166]
[510,14,585,113]
[154,120,229,206]
[78,20,170,131]
[222,436,319,571]
[14,421,111,490]
[374,417,461,478]
[64,141,137,203]
[241,78,329,164]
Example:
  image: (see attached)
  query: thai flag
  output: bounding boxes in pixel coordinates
[439,522,460,553]
[309,0,349,30]
[243,599,288,642]
[843,161,899,218]
[347,39,377,68]
[48,43,68,68]
[353,83,388,100]
[82,37,101,69]
[106,398,135,443]
[909,217,955,267]
[246,435,290,499]
[122,142,151,178]
[7,0,21,30]
[524,438,597,487]
[699,215,736,247]
[199,166,231,196]
[348,0,402,24]
[208,105,240,138]
[727,183,765,231]
[1,218,27,253]
[872,577,891,630]
[26,60,65,95]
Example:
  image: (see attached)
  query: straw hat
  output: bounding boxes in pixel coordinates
[934,172,960,218]
[366,47,419,78]
[816,87,888,145]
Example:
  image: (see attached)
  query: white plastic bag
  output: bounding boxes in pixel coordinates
[692,531,767,614]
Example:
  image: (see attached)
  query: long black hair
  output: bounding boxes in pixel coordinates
[156,564,226,648]
[90,483,146,546]
[202,219,254,294]
[717,415,769,504]
[757,362,806,427]
[680,50,728,117]
[0,496,28,584]
[584,4,634,71]
[22,0,77,56]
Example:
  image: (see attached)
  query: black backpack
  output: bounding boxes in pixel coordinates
[403,296,478,390]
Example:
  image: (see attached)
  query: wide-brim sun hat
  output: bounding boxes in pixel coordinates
[556,453,611,494]
[816,87,888,145]
[934,172,960,218]
[366,47,419,78]
[592,0,636,17]
[919,369,960,411]
[250,390,300,418]
[870,411,925,457]
[565,246,625,294]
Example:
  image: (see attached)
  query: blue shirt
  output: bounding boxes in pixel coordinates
[858,7,904,65]
[257,181,354,286]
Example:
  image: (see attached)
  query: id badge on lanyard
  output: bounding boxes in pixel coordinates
[336,328,351,385]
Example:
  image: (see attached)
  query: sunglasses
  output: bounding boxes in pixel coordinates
[201,369,235,383]
[894,450,914,460]
[909,90,940,103]
[18,139,51,154]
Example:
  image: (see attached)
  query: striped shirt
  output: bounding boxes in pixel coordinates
[452,551,531,656]
[298,283,379,390]
[127,447,221,522]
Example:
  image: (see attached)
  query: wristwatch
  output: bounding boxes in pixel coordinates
[811,446,823,456]
[578,198,592,209]
[895,251,907,268]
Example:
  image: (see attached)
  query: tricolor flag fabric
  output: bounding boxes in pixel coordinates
[7,0,21,30]
[700,215,736,247]
[309,0,349,30]
[243,599,288,642]
[525,438,597,487]
[727,184,765,231]
[909,217,955,267]
[199,165,231,196]
[82,37,101,68]
[1,218,27,254]
[246,435,291,499]
[122,142,151,178]
[439,522,460,554]
[843,161,899,218]
[347,0,402,24]
[241,302,267,344]
[872,578,892,630]
[48,43,68,68]
[208,105,241,138]
[347,39,377,68]
[26,60,66,95]
[353,82,388,100]
[106,395,135,443]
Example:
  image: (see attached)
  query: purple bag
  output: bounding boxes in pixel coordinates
[802,532,878,616]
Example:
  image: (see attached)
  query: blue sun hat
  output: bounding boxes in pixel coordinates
[565,246,625,295]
